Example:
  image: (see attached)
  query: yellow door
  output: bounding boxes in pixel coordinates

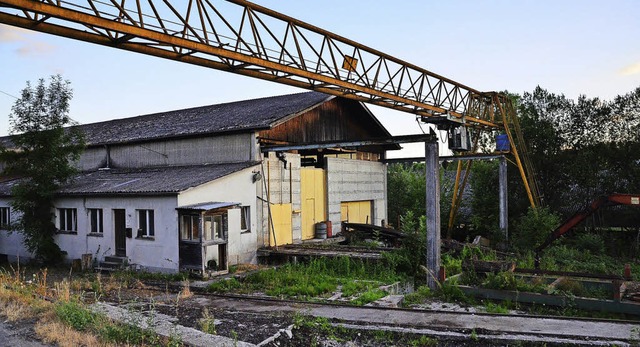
[301,168,326,239]
[269,203,292,246]
[340,201,373,224]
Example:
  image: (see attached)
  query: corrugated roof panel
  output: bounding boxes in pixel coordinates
[75,92,332,146]
[177,201,240,211]
[0,161,259,197]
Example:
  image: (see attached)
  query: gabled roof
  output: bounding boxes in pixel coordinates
[77,92,333,146]
[0,162,259,196]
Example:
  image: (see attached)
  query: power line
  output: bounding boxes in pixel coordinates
[0,90,18,99]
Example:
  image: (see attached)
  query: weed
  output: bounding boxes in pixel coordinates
[199,308,217,335]
[437,279,471,304]
[351,288,387,306]
[54,279,71,302]
[231,329,238,347]
[470,328,478,341]
[403,285,432,306]
[339,280,377,298]
[409,335,438,346]
[178,279,192,299]
[484,301,509,314]
[54,300,96,331]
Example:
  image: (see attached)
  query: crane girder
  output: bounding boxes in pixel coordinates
[0,0,496,126]
[0,0,541,208]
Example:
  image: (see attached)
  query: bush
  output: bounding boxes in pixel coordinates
[512,207,560,251]
[573,232,605,254]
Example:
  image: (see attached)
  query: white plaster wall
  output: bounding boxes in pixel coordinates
[325,158,387,233]
[0,198,31,261]
[0,196,180,272]
[53,196,180,272]
[178,164,261,264]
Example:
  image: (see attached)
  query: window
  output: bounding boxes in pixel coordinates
[0,207,9,229]
[240,206,250,233]
[58,208,77,232]
[180,215,200,241]
[204,214,225,241]
[89,209,103,233]
[137,209,155,237]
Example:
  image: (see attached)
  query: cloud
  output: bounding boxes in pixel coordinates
[16,41,55,56]
[0,24,27,42]
[620,62,640,76]
[0,24,55,56]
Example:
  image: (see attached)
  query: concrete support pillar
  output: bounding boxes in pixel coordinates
[499,156,508,241]
[425,138,440,290]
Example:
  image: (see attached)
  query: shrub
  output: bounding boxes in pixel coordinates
[513,207,560,251]
[573,232,605,254]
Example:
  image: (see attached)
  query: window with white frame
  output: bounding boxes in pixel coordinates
[240,206,250,233]
[58,208,77,232]
[0,207,10,229]
[137,209,155,237]
[180,214,200,241]
[88,208,103,233]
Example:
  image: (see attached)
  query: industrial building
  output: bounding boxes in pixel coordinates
[0,91,395,274]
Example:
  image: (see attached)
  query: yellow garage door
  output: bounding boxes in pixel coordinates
[301,168,326,239]
[269,203,292,246]
[340,200,373,224]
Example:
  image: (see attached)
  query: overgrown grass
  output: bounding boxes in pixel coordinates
[207,257,403,302]
[0,265,180,346]
[351,288,387,305]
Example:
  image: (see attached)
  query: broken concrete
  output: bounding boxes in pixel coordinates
[90,302,256,347]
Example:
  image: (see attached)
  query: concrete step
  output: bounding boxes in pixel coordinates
[104,256,127,264]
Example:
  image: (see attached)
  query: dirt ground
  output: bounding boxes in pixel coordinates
[1,266,629,346]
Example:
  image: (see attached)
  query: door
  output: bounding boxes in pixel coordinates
[114,209,126,257]
[269,203,292,246]
[340,201,373,224]
[300,168,326,239]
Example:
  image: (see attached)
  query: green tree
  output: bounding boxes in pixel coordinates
[0,75,84,264]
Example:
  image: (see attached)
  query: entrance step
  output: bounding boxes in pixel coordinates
[97,256,129,272]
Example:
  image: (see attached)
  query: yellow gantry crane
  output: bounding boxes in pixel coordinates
[0,0,541,212]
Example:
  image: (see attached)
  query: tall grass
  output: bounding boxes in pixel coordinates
[208,257,402,300]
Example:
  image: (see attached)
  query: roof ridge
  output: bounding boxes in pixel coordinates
[76,91,325,128]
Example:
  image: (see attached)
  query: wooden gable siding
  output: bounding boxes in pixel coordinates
[259,98,387,145]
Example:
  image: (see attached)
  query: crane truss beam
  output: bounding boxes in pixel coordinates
[0,0,499,127]
[0,0,540,208]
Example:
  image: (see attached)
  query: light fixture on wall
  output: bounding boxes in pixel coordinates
[252,171,262,183]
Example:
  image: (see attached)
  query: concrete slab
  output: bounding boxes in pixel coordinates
[204,296,640,344]
[90,302,255,347]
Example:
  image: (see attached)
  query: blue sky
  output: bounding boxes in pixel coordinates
[1,1,639,156]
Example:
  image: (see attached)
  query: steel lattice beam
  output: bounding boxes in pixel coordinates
[0,0,500,127]
[0,0,540,207]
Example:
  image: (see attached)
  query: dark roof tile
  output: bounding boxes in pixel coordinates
[78,92,332,145]
[0,162,259,196]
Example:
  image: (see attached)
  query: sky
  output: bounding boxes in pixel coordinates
[1,1,639,157]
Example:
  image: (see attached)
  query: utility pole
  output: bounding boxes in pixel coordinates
[425,132,440,290]
[499,156,508,241]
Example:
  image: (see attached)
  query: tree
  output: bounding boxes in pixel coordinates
[0,75,84,264]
